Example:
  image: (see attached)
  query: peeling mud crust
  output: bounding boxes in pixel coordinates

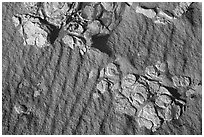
[2,2,202,135]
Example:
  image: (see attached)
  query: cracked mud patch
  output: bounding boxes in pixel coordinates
[2,2,202,135]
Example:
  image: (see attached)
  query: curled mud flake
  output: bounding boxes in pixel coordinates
[115,98,137,116]
[145,65,159,79]
[185,87,198,97]
[94,3,103,19]
[160,94,172,105]
[137,76,148,85]
[23,2,38,8]
[35,33,47,47]
[173,2,192,17]
[23,23,37,45]
[100,11,113,28]
[74,38,87,55]
[155,61,166,72]
[66,22,84,35]
[25,15,41,24]
[146,80,160,94]
[135,6,156,19]
[174,99,185,115]
[14,104,28,114]
[155,94,172,109]
[153,17,168,25]
[171,103,181,120]
[172,76,180,87]
[23,2,39,15]
[172,76,190,87]
[157,101,182,122]
[157,10,174,20]
[157,108,165,119]
[141,103,157,118]
[17,24,27,43]
[79,48,86,55]
[185,89,195,97]
[180,76,190,87]
[81,5,95,21]
[151,121,161,132]
[84,34,93,47]
[99,68,105,78]
[99,26,110,35]
[74,36,85,47]
[80,45,87,54]
[43,2,69,26]
[21,18,49,47]
[138,103,161,131]
[174,107,181,120]
[105,63,119,78]
[12,16,20,27]
[157,86,171,96]
[131,93,145,105]
[111,82,120,92]
[121,87,132,98]
[101,2,114,12]
[175,98,185,106]
[68,2,80,15]
[81,4,95,21]
[96,79,109,94]
[121,74,137,89]
[164,105,173,122]
[130,98,141,108]
[71,36,87,54]
[86,20,102,36]
[62,35,74,49]
[106,3,125,31]
[18,25,24,37]
[133,83,149,101]
[153,10,175,25]
[126,2,133,6]
[137,117,153,130]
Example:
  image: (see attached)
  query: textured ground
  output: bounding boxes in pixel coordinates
[2,2,202,135]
